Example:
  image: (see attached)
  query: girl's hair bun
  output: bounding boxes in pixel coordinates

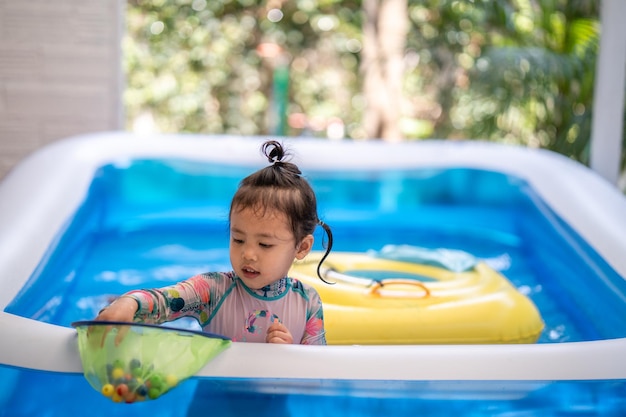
[262,140,286,164]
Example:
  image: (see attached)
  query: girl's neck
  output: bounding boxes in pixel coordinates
[248,277,289,298]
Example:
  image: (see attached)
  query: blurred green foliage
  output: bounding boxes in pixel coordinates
[124,0,625,171]
[124,0,363,138]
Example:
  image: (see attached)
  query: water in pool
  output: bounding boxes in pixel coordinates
[3,159,626,416]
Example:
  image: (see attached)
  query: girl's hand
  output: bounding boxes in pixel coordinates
[92,296,139,346]
[95,296,138,322]
[266,320,293,344]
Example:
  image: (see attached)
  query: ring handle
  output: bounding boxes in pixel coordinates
[368,279,430,298]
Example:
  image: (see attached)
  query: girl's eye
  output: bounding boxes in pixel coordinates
[259,243,272,248]
[232,238,244,244]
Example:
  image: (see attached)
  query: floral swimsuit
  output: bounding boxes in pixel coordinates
[124,271,326,345]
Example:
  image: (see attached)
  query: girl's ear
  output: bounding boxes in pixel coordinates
[295,235,314,260]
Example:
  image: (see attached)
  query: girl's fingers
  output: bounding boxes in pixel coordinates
[114,324,130,346]
[90,297,138,346]
[266,323,293,344]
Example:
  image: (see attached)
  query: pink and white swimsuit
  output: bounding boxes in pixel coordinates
[124,271,326,345]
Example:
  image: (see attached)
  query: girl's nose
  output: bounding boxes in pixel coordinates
[242,246,257,261]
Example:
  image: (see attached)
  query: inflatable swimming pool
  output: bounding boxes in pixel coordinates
[1,132,626,416]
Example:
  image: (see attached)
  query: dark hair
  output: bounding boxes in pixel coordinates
[229,140,333,283]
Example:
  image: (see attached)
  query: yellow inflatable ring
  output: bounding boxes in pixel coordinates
[290,252,544,345]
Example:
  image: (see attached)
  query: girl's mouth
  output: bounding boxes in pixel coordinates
[241,267,260,279]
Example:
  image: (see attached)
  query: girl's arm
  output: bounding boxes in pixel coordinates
[95,274,213,324]
[300,288,327,345]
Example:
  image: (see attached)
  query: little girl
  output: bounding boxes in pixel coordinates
[95,140,333,345]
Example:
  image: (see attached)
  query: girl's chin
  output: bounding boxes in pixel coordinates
[239,275,263,289]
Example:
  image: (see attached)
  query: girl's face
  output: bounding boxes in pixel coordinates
[229,206,313,290]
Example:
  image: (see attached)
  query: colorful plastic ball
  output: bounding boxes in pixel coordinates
[124,392,137,404]
[101,384,114,397]
[136,384,148,397]
[147,375,164,389]
[127,377,140,390]
[111,367,125,380]
[165,374,178,387]
[148,387,161,400]
[129,358,141,369]
[116,383,129,397]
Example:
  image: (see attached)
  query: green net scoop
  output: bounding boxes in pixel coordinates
[71,321,231,403]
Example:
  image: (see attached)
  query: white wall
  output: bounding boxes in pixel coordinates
[590,0,626,186]
[0,0,123,180]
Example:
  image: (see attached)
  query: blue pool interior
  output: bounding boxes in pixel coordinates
[3,159,626,416]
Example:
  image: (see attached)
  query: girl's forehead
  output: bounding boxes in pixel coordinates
[230,207,294,241]
[232,205,289,225]
[233,204,286,219]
